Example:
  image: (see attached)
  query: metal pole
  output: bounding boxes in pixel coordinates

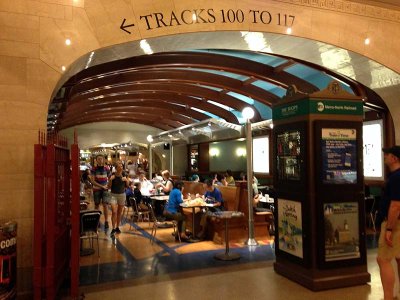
[170,142,174,175]
[245,120,258,246]
[148,143,152,179]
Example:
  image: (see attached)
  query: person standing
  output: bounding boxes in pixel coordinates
[108,161,129,235]
[377,145,400,300]
[90,155,111,229]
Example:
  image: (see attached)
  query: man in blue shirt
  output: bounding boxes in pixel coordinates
[204,179,224,211]
[377,145,400,300]
[196,179,225,240]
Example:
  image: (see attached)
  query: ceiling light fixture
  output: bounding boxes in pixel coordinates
[364,38,370,45]
[286,27,292,35]
[65,38,71,46]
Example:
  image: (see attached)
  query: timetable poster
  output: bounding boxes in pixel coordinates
[278,199,303,258]
[324,202,360,262]
[276,130,301,181]
[321,128,357,184]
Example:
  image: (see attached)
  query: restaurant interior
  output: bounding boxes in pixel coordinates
[50,47,390,297]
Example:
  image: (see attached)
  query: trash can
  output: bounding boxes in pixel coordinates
[0,221,17,300]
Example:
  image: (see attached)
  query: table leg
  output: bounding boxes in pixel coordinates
[214,218,240,261]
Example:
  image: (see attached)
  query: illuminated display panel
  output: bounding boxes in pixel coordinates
[253,136,269,173]
[363,120,384,181]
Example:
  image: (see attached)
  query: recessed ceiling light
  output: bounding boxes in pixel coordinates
[65,39,71,46]
[364,38,370,45]
[61,66,66,71]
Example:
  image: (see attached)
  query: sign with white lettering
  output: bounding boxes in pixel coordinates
[273,99,363,120]
[321,128,357,184]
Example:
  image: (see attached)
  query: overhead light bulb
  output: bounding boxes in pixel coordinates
[61,66,66,71]
[364,38,370,45]
[242,107,255,120]
[65,38,71,46]
[286,27,292,34]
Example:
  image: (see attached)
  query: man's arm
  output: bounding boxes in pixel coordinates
[89,173,107,189]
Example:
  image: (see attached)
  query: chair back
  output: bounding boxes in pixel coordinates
[148,204,158,222]
[80,211,101,234]
[130,196,143,213]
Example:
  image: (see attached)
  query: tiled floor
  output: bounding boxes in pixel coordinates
[72,203,389,300]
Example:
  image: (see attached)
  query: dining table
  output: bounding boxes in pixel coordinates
[180,199,216,241]
[212,211,244,261]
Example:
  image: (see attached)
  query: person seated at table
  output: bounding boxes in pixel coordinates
[163,181,190,241]
[212,173,227,186]
[225,169,235,186]
[253,193,271,212]
[156,170,174,195]
[191,174,200,182]
[195,179,225,240]
[133,182,151,207]
[125,181,135,207]
[138,171,154,193]
[204,179,224,211]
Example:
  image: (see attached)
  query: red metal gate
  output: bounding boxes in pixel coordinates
[33,132,80,299]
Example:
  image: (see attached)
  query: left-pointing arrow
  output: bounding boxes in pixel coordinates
[120,18,135,34]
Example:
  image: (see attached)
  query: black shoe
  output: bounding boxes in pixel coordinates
[115,227,121,234]
[110,228,116,236]
[104,221,109,229]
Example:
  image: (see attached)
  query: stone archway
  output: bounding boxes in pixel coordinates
[2,0,400,295]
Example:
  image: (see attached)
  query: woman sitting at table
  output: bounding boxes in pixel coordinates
[164,181,190,241]
[156,170,174,195]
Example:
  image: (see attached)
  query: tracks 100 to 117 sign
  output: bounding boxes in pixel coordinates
[120,8,296,33]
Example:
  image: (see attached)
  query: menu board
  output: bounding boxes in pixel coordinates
[278,199,303,258]
[276,130,302,181]
[321,128,357,184]
[324,202,360,262]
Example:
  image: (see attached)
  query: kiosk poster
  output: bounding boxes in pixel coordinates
[324,202,360,262]
[321,128,357,184]
[276,130,301,180]
[278,199,303,258]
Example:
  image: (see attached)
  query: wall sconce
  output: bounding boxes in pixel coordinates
[236,147,246,157]
[209,148,220,157]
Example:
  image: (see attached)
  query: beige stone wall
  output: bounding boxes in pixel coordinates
[0,0,399,289]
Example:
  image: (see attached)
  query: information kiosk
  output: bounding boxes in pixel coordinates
[272,81,370,290]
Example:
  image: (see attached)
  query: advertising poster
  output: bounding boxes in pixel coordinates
[324,202,360,262]
[276,130,301,181]
[278,199,303,258]
[321,128,357,184]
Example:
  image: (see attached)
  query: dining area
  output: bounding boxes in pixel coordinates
[77,190,275,287]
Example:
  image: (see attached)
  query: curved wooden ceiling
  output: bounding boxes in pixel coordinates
[48,50,373,132]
